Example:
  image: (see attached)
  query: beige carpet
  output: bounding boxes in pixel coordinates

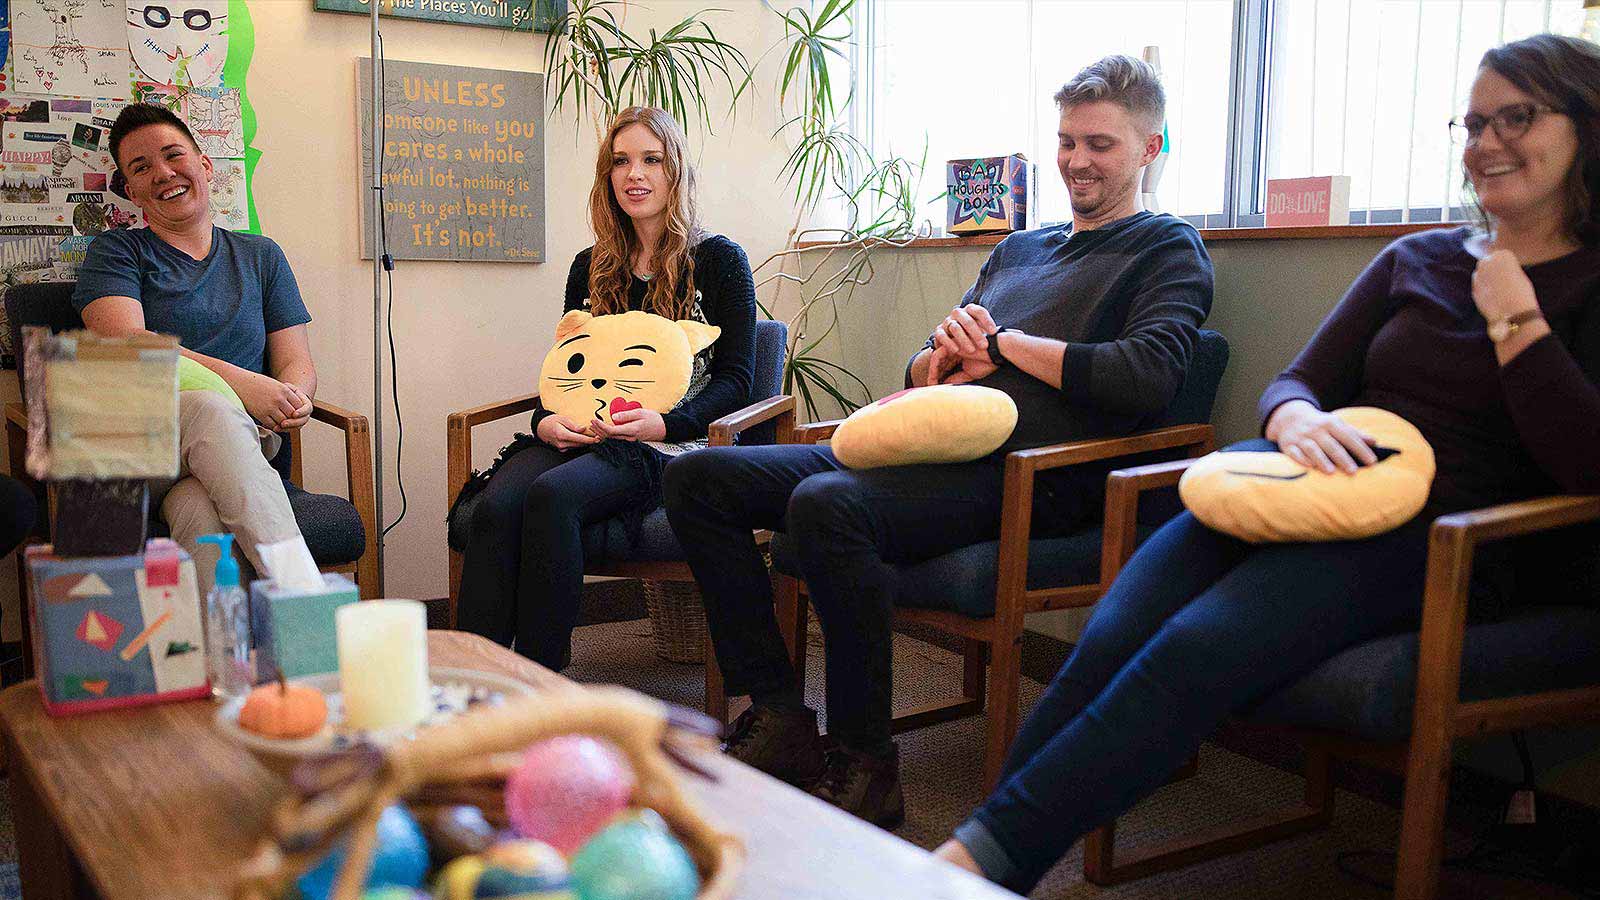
[564,617,1579,900]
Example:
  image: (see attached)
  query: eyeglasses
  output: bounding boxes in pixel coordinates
[1449,103,1564,147]
[139,5,225,30]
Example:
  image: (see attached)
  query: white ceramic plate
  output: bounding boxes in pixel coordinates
[214,667,533,777]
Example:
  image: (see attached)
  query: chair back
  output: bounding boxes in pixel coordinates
[741,319,789,446]
[1155,328,1229,428]
[5,282,83,388]
[5,279,297,479]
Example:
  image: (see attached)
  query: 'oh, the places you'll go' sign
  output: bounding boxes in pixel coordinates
[358,59,545,263]
[318,0,566,33]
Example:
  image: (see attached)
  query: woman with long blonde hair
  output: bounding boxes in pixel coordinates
[456,106,757,668]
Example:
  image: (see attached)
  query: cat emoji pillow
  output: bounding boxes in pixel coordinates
[1178,407,1435,543]
[538,310,720,426]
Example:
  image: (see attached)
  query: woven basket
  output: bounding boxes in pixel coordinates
[643,580,709,664]
[233,685,742,900]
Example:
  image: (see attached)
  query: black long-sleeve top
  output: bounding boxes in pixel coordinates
[531,235,758,444]
[1259,227,1600,516]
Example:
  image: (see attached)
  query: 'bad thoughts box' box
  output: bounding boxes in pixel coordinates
[946,154,1032,235]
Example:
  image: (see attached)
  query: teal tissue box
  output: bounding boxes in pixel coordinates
[249,574,358,678]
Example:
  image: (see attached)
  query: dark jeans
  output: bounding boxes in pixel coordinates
[960,510,1433,892]
[455,443,650,667]
[663,444,1098,752]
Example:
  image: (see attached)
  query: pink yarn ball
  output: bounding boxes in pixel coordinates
[504,736,635,854]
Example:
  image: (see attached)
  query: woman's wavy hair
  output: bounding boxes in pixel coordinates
[587,107,704,319]
[1472,34,1600,247]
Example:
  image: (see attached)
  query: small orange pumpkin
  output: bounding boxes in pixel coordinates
[239,679,328,739]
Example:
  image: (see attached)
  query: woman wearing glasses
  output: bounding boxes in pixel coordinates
[937,33,1600,892]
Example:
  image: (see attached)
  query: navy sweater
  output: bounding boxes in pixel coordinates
[907,212,1215,452]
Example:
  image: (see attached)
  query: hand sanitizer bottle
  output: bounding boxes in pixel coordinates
[197,533,253,700]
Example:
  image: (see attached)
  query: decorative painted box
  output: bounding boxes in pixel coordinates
[946,154,1032,234]
[26,539,207,716]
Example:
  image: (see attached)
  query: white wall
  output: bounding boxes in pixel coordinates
[246,0,798,601]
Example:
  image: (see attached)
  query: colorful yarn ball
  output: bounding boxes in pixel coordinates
[504,736,635,854]
[360,889,428,900]
[296,805,429,900]
[474,840,574,899]
[569,810,699,900]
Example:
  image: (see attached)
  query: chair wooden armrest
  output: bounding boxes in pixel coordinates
[791,419,842,445]
[445,391,543,509]
[311,399,378,597]
[995,425,1216,624]
[708,395,795,448]
[1100,457,1207,584]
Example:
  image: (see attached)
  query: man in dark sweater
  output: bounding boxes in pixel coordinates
[662,55,1213,825]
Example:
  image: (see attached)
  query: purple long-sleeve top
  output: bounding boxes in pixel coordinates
[1258,227,1600,516]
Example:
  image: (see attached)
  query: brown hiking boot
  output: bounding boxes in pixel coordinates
[809,743,904,829]
[721,704,826,787]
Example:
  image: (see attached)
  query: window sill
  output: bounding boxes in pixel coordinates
[793,221,1457,250]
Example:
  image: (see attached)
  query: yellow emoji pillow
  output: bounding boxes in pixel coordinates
[1178,407,1435,543]
[832,384,1018,469]
[538,310,720,425]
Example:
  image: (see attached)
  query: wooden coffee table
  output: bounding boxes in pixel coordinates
[1,629,1017,900]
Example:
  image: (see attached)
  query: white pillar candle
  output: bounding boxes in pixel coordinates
[335,599,430,732]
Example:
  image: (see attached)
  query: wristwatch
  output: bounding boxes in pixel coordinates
[1487,309,1543,343]
[987,326,1018,366]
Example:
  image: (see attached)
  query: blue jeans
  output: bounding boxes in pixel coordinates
[958,510,1432,892]
[663,444,1101,751]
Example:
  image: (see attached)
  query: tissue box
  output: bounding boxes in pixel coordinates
[250,574,358,679]
[26,539,207,716]
[946,154,1032,234]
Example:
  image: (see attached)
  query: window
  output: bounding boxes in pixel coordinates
[858,0,1589,231]
[1265,0,1586,225]
[863,0,1236,225]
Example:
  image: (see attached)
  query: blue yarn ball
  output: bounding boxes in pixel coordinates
[569,811,699,900]
[297,805,430,900]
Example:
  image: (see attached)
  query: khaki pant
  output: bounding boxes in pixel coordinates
[153,391,300,596]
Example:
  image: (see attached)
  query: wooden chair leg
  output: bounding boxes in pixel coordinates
[981,635,1021,790]
[703,631,728,726]
[774,574,808,683]
[1083,741,1335,885]
[1394,732,1452,900]
[447,549,463,627]
[962,637,987,711]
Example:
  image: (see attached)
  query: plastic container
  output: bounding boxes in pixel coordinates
[198,533,254,700]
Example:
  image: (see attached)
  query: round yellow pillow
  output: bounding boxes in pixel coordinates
[832,384,1018,469]
[1178,407,1435,543]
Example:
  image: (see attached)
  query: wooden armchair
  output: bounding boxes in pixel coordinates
[741,329,1229,789]
[1083,457,1600,900]
[760,420,1217,790]
[4,395,379,677]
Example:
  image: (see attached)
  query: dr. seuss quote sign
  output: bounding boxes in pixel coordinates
[358,59,545,263]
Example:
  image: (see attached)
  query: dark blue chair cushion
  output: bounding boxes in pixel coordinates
[1245,606,1600,742]
[734,319,788,448]
[8,281,367,568]
[582,508,687,563]
[147,481,366,566]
